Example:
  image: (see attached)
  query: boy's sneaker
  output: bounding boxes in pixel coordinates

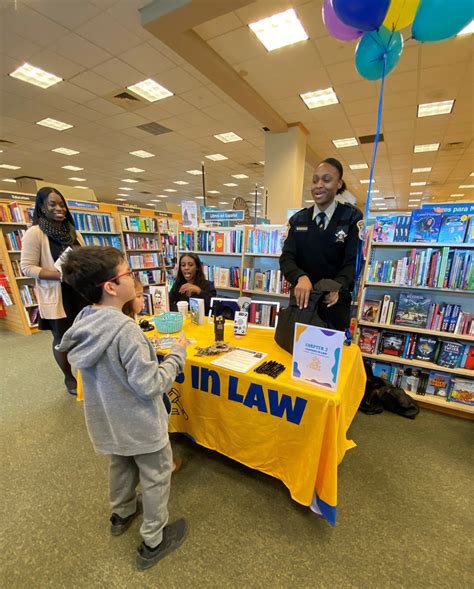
[110,495,143,536]
[135,518,188,571]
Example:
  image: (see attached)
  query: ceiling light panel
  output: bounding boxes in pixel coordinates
[459,184,474,188]
[163,188,177,192]
[186,170,202,175]
[115,198,127,201]
[0,164,21,170]
[68,177,86,181]
[248,8,308,51]
[62,165,83,171]
[125,167,144,173]
[411,181,427,186]
[52,147,79,156]
[333,137,358,148]
[232,174,249,179]
[205,154,228,161]
[119,187,133,191]
[9,63,62,89]
[195,196,204,200]
[360,179,375,184]
[300,87,338,109]
[208,190,220,194]
[414,143,439,153]
[214,132,243,143]
[122,178,139,183]
[129,150,155,158]
[223,183,238,187]
[74,186,88,189]
[173,181,189,185]
[2,179,16,183]
[36,118,73,131]
[127,79,173,102]
[417,100,454,117]
[450,193,464,197]
[349,163,368,170]
[409,191,423,195]
[412,167,432,173]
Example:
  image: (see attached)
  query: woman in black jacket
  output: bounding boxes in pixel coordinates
[169,253,216,315]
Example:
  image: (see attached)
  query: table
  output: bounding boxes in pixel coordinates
[156,320,366,525]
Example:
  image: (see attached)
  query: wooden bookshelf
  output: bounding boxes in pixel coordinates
[366,282,472,295]
[358,320,474,342]
[369,241,474,249]
[180,250,243,257]
[361,352,473,377]
[405,389,474,417]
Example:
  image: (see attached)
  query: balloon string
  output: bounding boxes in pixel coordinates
[355,53,387,283]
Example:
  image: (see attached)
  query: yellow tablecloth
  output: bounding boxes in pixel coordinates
[78,319,366,525]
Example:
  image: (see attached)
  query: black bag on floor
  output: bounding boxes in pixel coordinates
[360,366,419,419]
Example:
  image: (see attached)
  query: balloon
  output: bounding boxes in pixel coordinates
[333,0,391,32]
[384,0,420,31]
[322,0,363,42]
[355,26,404,80]
[412,0,473,42]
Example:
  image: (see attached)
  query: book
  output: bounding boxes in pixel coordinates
[379,331,405,356]
[254,271,265,291]
[408,210,442,242]
[214,232,225,253]
[463,345,474,369]
[189,297,205,326]
[394,215,412,242]
[373,216,397,242]
[449,378,474,406]
[361,299,381,323]
[371,362,392,380]
[149,285,169,313]
[379,295,391,324]
[412,335,438,362]
[436,340,464,368]
[359,328,380,354]
[426,371,451,397]
[394,293,431,327]
[438,214,469,243]
[401,368,423,394]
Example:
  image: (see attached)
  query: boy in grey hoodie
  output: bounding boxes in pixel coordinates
[58,246,188,571]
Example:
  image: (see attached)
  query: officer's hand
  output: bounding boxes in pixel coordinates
[295,275,312,309]
[324,291,339,307]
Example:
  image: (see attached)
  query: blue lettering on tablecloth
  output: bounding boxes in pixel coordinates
[189,366,307,425]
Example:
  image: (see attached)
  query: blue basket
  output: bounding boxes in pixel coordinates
[153,311,183,334]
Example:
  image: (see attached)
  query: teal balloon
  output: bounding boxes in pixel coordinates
[412,0,473,42]
[355,26,403,81]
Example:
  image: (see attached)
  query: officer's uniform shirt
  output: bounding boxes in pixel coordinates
[311,199,337,228]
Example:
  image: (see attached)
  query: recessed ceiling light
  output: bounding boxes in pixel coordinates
[195,196,204,200]
[117,193,128,197]
[2,179,16,183]
[208,190,220,194]
[129,150,155,158]
[249,191,262,195]
[156,194,168,198]
[412,167,432,173]
[74,186,88,190]
[149,199,161,203]
[127,79,173,102]
[408,198,421,202]
[219,201,229,205]
[370,190,380,193]
[173,180,189,185]
[62,165,83,171]
[52,147,80,156]
[36,118,73,131]
[259,161,265,165]
[300,87,338,109]
[205,154,228,161]
[450,193,464,197]
[207,205,217,208]
[333,137,358,148]
[164,188,177,192]
[9,62,62,89]
[409,191,423,195]
[372,197,385,201]
[249,8,308,51]
[349,163,368,170]
[122,178,139,183]
[457,20,474,35]
[411,181,427,186]
[470,172,474,177]
[408,204,418,208]
[360,179,375,184]
[186,169,202,175]
[418,100,454,117]
[119,187,133,191]
[115,198,127,201]
[124,167,144,173]
[214,132,243,143]
[68,177,86,182]
[232,174,249,179]
[304,199,313,203]
[0,164,21,170]
[223,183,238,187]
[459,184,474,188]
[414,143,439,153]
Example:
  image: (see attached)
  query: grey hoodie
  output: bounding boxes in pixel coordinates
[58,306,186,456]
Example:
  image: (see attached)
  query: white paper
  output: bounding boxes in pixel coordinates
[210,347,267,374]
[54,246,73,272]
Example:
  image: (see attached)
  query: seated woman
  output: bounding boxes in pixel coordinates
[169,253,216,315]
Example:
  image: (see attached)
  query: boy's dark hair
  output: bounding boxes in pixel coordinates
[62,246,125,304]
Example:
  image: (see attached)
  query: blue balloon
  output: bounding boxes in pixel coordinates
[412,0,473,42]
[333,0,391,32]
[355,26,404,81]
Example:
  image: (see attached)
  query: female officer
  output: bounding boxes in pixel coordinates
[279,158,363,331]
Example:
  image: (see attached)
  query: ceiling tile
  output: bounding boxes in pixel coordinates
[119,43,175,77]
[93,58,144,87]
[70,71,119,96]
[54,33,113,69]
[2,3,69,47]
[24,0,102,30]
[76,12,142,55]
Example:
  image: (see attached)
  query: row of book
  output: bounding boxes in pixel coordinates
[0,202,28,224]
[120,215,158,233]
[373,209,474,244]
[71,212,116,234]
[361,293,474,336]
[203,265,240,288]
[19,284,37,306]
[241,268,290,295]
[248,302,278,328]
[128,253,163,270]
[10,260,26,278]
[82,234,122,249]
[179,229,243,254]
[359,327,473,369]
[245,228,286,255]
[365,360,473,407]
[123,234,160,250]
[160,233,177,267]
[4,229,26,251]
[134,269,171,287]
[368,247,473,290]
[25,306,39,327]
[157,219,177,234]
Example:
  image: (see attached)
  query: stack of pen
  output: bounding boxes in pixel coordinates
[254,361,286,379]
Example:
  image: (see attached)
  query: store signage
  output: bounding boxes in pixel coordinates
[117,205,140,213]
[154,210,173,218]
[67,200,99,210]
[181,200,198,228]
[422,202,474,215]
[0,191,34,202]
[203,210,245,222]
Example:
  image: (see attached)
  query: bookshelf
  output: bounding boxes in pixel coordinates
[357,225,473,418]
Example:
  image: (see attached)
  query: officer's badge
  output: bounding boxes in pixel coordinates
[335,229,347,243]
[357,219,365,240]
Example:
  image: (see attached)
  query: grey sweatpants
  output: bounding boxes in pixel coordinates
[109,441,172,548]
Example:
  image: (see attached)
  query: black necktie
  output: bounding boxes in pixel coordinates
[316,212,326,230]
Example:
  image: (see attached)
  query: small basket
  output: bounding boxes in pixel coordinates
[153,311,183,334]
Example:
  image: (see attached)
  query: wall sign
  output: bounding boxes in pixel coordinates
[117,205,140,213]
[67,200,99,210]
[203,210,245,222]
[0,191,34,202]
